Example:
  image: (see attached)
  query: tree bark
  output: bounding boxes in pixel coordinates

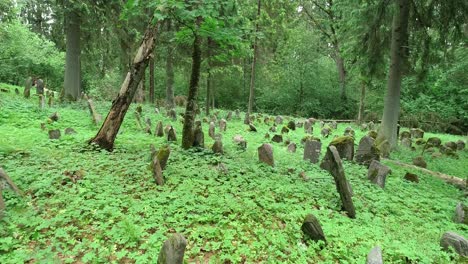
[335,51,347,101]
[247,0,261,115]
[90,21,161,151]
[377,0,410,149]
[165,21,175,109]
[206,68,211,116]
[149,56,155,104]
[182,18,203,149]
[63,8,81,101]
[357,80,366,124]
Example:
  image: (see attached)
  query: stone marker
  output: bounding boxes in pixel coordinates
[301,214,326,243]
[304,120,312,134]
[368,121,375,131]
[38,94,45,109]
[287,143,297,153]
[36,78,44,94]
[454,203,467,224]
[64,128,77,135]
[272,134,283,143]
[360,123,368,131]
[281,126,289,134]
[303,140,321,164]
[410,128,424,139]
[193,122,204,148]
[275,115,283,125]
[412,156,427,168]
[440,232,468,256]
[49,112,59,122]
[212,140,223,154]
[144,118,152,134]
[456,140,465,151]
[426,137,441,147]
[48,94,53,107]
[269,126,277,133]
[377,140,390,158]
[48,129,61,139]
[167,109,177,121]
[258,143,274,167]
[330,136,354,161]
[152,157,164,186]
[366,246,383,264]
[400,131,411,140]
[24,77,32,98]
[226,111,232,121]
[219,119,227,132]
[368,130,378,139]
[321,127,331,138]
[401,138,412,149]
[249,123,257,132]
[367,160,391,188]
[155,121,164,137]
[355,136,380,167]
[296,121,303,128]
[233,135,247,150]
[157,233,187,264]
[235,109,240,119]
[320,146,356,218]
[243,112,250,125]
[156,145,171,170]
[404,172,419,183]
[287,120,296,131]
[344,127,355,137]
[167,126,177,142]
[208,122,215,138]
[330,121,337,129]
[320,120,325,128]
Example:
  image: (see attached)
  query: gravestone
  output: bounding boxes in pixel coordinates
[444,141,458,151]
[454,203,467,224]
[258,143,274,167]
[272,134,283,143]
[64,128,77,135]
[368,121,375,131]
[366,246,383,264]
[287,120,296,131]
[401,138,412,149]
[152,157,164,186]
[156,145,171,170]
[167,109,177,121]
[426,137,441,147]
[209,122,215,138]
[144,118,152,134]
[400,131,411,140]
[355,136,380,167]
[155,121,164,137]
[330,136,354,161]
[412,156,427,168]
[367,160,391,188]
[321,127,331,138]
[301,214,326,242]
[249,124,257,132]
[320,121,325,128]
[330,121,337,129]
[404,172,419,183]
[264,116,270,124]
[193,122,204,148]
[233,135,247,150]
[287,143,297,153]
[226,111,232,121]
[360,123,368,131]
[38,94,45,109]
[167,126,177,142]
[49,112,59,122]
[410,128,424,139]
[269,126,277,133]
[304,120,312,134]
[48,129,61,139]
[320,146,356,218]
[219,119,227,132]
[24,77,32,98]
[264,133,270,139]
[212,140,223,154]
[303,140,321,164]
[296,121,303,128]
[344,127,355,137]
[275,115,283,125]
[440,232,468,257]
[157,233,187,264]
[48,94,54,107]
[368,130,378,139]
[36,78,44,94]
[235,109,240,119]
[281,126,289,134]
[456,140,465,151]
[243,112,250,125]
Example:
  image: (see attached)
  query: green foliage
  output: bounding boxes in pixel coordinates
[0,20,64,89]
[0,85,467,263]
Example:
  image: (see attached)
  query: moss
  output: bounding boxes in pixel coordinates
[330,136,354,145]
[301,135,321,144]
[368,130,378,139]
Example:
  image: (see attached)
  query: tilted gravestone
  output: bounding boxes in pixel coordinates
[367,160,391,188]
[355,136,380,167]
[440,232,468,257]
[426,137,441,147]
[404,172,419,183]
[157,233,187,264]
[258,143,274,167]
[287,143,297,153]
[320,127,331,138]
[303,140,321,164]
[152,157,164,186]
[301,214,326,243]
[281,126,289,134]
[320,146,356,218]
[249,123,257,132]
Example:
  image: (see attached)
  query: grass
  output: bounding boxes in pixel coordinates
[1,83,467,263]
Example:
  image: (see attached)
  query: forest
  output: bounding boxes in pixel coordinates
[0,0,467,263]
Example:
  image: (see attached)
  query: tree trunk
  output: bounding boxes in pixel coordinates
[149,56,155,104]
[377,0,410,149]
[357,80,366,124]
[63,8,81,101]
[182,18,203,149]
[165,21,175,109]
[206,68,211,116]
[335,53,347,101]
[247,0,261,115]
[89,21,161,151]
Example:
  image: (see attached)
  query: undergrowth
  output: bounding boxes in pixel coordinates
[0,83,467,263]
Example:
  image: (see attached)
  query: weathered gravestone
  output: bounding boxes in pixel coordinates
[281,126,289,134]
[155,121,164,137]
[456,140,465,151]
[304,120,312,134]
[400,131,411,140]
[152,156,164,186]
[303,140,321,164]
[272,134,283,143]
[167,109,177,121]
[258,143,274,167]
[269,126,277,133]
[275,115,283,125]
[49,112,59,122]
[226,111,232,121]
[233,135,247,150]
[167,126,177,142]
[301,214,326,243]
[157,233,187,264]
[404,172,419,183]
[38,94,45,109]
[144,118,152,134]
[24,77,32,98]
[64,127,77,135]
[330,136,354,161]
[412,156,427,168]
[368,130,378,139]
[287,120,296,131]
[320,146,356,218]
[249,123,257,132]
[219,119,227,132]
[410,128,424,139]
[287,143,297,153]
[440,232,468,257]
[212,140,223,154]
[36,78,44,94]
[454,203,467,224]
[235,109,240,119]
[48,129,61,139]
[366,246,383,264]
[321,127,331,138]
[355,136,380,167]
[208,122,215,138]
[193,122,204,148]
[401,138,412,149]
[296,121,303,128]
[426,137,442,147]
[367,160,391,188]
[243,112,250,125]
[330,121,338,130]
[344,127,355,137]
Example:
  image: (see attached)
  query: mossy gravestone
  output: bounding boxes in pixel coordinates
[287,143,297,153]
[301,214,326,243]
[355,136,380,167]
[454,203,467,224]
[212,140,223,154]
[320,146,356,218]
[272,134,283,143]
[258,143,274,167]
[167,126,177,142]
[157,233,187,264]
[410,128,424,139]
[367,160,391,188]
[48,129,61,139]
[330,136,354,161]
[155,121,164,137]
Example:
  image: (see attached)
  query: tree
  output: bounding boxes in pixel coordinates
[247,0,261,116]
[377,0,410,149]
[63,6,81,101]
[165,20,175,109]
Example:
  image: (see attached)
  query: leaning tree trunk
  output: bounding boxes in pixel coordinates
[89,21,161,151]
[377,0,409,149]
[357,79,366,124]
[247,0,261,115]
[63,8,81,101]
[182,18,203,149]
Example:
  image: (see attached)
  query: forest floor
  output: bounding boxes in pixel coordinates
[0,83,467,263]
